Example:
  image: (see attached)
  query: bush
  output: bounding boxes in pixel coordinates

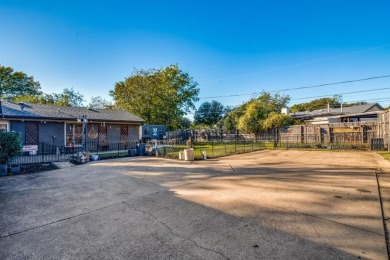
[0,132,22,164]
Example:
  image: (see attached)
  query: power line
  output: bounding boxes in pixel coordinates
[290,87,390,101]
[200,43,390,84]
[188,97,389,116]
[188,87,390,115]
[199,74,390,99]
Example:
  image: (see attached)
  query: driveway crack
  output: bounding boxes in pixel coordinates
[124,202,230,260]
[306,215,342,260]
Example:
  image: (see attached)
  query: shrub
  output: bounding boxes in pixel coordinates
[0,132,22,164]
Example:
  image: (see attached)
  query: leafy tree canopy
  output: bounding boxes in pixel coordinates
[343,101,368,107]
[289,97,340,112]
[222,92,290,134]
[0,65,41,98]
[52,88,84,107]
[179,117,192,129]
[289,96,370,113]
[88,96,112,109]
[111,64,199,130]
[194,100,226,126]
[262,112,294,130]
[237,100,265,134]
[13,88,84,107]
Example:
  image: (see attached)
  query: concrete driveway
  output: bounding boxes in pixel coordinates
[0,150,389,259]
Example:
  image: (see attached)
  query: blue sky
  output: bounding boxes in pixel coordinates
[1,0,390,117]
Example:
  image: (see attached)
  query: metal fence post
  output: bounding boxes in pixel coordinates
[41,142,44,163]
[286,134,288,150]
[235,135,237,154]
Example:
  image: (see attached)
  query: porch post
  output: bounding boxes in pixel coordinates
[78,115,88,152]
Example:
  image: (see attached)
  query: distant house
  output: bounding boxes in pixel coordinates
[290,103,384,124]
[0,101,144,151]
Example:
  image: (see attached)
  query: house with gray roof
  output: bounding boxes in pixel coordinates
[289,103,384,124]
[0,100,144,152]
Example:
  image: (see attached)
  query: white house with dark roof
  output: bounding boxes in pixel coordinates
[290,103,384,124]
[0,101,145,150]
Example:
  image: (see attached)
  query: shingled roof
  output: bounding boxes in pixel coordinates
[0,101,145,123]
[291,103,384,118]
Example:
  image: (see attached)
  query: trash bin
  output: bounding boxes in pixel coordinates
[184,148,194,161]
[137,143,146,156]
[128,149,136,157]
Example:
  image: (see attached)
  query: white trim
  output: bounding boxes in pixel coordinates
[0,120,10,132]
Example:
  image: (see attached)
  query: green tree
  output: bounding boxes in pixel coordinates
[88,96,112,109]
[262,112,293,130]
[194,100,225,126]
[111,65,199,130]
[12,93,48,104]
[237,100,265,134]
[289,96,371,112]
[53,88,84,107]
[179,117,192,129]
[343,101,368,107]
[13,88,84,107]
[222,105,245,131]
[289,96,340,112]
[0,65,41,99]
[224,92,290,135]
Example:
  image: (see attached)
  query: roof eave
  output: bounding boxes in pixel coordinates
[0,115,144,123]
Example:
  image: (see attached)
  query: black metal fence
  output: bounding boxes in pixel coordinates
[8,126,385,168]
[9,141,139,166]
[166,128,279,143]
[167,124,384,151]
[153,139,272,160]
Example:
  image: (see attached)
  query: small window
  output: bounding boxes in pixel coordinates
[0,123,7,133]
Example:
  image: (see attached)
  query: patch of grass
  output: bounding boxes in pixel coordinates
[378,152,390,161]
[192,141,271,159]
[97,152,129,160]
[157,141,273,160]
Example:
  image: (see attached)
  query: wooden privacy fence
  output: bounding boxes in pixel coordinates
[377,110,390,151]
[277,120,386,150]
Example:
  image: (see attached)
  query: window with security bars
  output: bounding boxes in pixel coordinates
[98,125,107,146]
[120,125,128,143]
[25,122,39,145]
